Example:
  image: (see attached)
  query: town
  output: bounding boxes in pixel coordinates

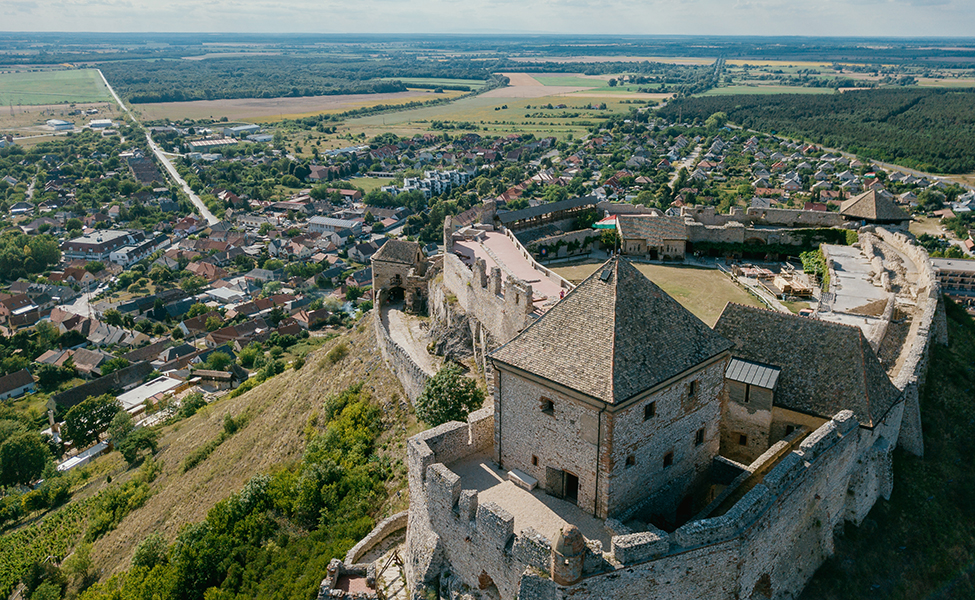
[1,32,975,600]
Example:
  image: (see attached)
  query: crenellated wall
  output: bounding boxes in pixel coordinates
[442,251,536,343]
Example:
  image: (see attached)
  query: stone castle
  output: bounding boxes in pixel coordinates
[362,206,944,600]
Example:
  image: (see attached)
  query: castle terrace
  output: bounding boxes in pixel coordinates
[447,451,614,547]
[452,229,566,314]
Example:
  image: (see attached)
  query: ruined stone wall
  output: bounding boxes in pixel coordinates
[372,303,431,402]
[530,229,598,260]
[442,252,535,343]
[870,226,948,457]
[344,511,408,564]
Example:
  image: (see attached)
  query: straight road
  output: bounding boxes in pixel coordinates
[97,69,219,225]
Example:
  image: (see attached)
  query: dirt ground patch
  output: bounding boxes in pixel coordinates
[133,90,459,121]
[501,72,544,87]
[553,262,763,326]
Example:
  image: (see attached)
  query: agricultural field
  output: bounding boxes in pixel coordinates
[552,263,764,326]
[339,92,647,141]
[0,69,111,106]
[133,89,465,122]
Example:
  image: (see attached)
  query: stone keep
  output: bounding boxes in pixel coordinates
[490,257,733,521]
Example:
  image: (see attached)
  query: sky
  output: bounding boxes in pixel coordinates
[1,0,974,37]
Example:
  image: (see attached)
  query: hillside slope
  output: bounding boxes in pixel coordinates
[91,317,412,577]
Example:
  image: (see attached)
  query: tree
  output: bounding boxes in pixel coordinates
[705,111,729,129]
[205,316,223,332]
[99,357,130,376]
[116,428,159,464]
[84,261,105,273]
[414,363,485,427]
[107,410,134,444]
[635,190,655,206]
[132,532,168,569]
[202,351,232,371]
[62,394,121,449]
[102,308,123,327]
[185,302,210,319]
[0,431,50,486]
[608,78,618,87]
[180,275,207,294]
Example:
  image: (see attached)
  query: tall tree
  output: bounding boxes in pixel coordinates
[62,394,121,449]
[0,431,51,486]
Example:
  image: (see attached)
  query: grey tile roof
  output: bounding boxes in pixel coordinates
[616,215,687,244]
[713,303,901,427]
[490,257,733,404]
[371,239,421,265]
[840,190,910,222]
[726,357,780,389]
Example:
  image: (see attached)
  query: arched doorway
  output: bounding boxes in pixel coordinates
[387,286,405,305]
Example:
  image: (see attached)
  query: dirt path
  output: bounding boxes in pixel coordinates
[381,303,439,376]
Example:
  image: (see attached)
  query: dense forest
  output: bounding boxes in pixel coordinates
[658,88,975,174]
[98,56,490,103]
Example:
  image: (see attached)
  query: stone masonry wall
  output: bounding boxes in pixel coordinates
[442,252,535,343]
[606,358,727,520]
[869,226,947,457]
[372,302,431,402]
[494,369,604,517]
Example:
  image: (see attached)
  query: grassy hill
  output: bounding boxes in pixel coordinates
[803,300,975,599]
[89,318,413,577]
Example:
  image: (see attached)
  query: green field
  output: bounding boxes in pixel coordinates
[701,85,837,96]
[534,75,609,87]
[342,93,637,140]
[0,69,112,105]
[380,77,486,87]
[348,176,389,192]
[553,263,764,326]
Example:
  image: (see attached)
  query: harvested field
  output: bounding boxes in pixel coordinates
[133,89,463,121]
[510,55,715,65]
[482,72,593,98]
[553,262,763,326]
[89,318,413,577]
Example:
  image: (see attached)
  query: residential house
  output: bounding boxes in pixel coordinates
[0,369,35,400]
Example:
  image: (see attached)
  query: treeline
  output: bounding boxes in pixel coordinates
[657,88,975,174]
[99,55,493,104]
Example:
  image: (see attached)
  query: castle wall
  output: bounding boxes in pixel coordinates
[681,206,846,229]
[372,303,431,402]
[606,358,727,520]
[442,252,535,343]
[869,226,948,457]
[540,409,901,600]
[531,229,598,260]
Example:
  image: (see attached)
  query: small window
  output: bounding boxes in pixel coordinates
[695,427,705,446]
[625,455,635,468]
[743,384,751,404]
[663,452,674,468]
[540,397,554,415]
[738,434,748,446]
[531,455,538,466]
[689,380,699,398]
[644,401,656,421]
